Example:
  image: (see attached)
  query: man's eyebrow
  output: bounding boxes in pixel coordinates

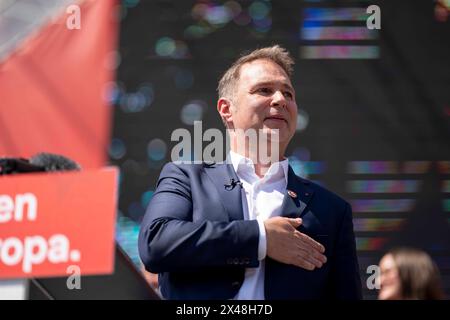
[251,81,295,92]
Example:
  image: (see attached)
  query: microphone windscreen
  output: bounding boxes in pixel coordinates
[0,157,44,174]
[29,153,81,172]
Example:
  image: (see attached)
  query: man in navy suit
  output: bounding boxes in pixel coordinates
[139,45,362,299]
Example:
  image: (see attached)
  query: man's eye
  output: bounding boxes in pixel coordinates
[284,91,293,98]
[257,87,272,94]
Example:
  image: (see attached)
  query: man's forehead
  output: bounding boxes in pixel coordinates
[240,59,287,75]
[239,59,293,86]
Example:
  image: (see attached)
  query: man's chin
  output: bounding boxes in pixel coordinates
[261,127,291,141]
[263,119,288,128]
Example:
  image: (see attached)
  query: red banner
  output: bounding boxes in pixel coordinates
[0,0,118,168]
[0,168,118,279]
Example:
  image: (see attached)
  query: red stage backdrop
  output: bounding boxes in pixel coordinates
[0,0,118,168]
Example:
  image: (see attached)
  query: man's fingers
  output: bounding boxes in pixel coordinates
[293,251,322,270]
[287,217,302,227]
[290,250,316,271]
[297,243,327,264]
[298,260,315,271]
[265,216,328,271]
[294,247,325,269]
[294,231,325,253]
[292,233,327,265]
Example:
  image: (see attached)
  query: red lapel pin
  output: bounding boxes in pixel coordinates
[287,190,297,198]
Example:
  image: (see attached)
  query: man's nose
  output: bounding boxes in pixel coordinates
[271,90,286,107]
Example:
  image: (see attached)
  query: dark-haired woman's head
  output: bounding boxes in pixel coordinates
[379,247,444,300]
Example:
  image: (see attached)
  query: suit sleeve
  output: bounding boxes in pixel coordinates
[332,202,363,299]
[138,162,260,273]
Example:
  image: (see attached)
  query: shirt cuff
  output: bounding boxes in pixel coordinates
[256,217,267,260]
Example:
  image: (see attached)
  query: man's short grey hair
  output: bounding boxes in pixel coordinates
[217,45,294,101]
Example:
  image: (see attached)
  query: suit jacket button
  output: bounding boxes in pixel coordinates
[227,258,233,265]
[244,258,250,264]
[231,281,240,287]
[233,258,239,265]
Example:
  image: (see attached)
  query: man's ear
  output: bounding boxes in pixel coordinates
[217,98,233,128]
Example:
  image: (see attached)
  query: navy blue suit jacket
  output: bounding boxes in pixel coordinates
[138,161,362,299]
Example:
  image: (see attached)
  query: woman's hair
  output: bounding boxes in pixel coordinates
[387,247,445,300]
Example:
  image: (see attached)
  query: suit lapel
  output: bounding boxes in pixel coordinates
[280,166,314,219]
[204,163,317,223]
[204,163,244,221]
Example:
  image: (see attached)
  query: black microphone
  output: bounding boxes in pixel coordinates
[224,178,243,191]
[0,153,81,176]
[29,153,81,172]
[0,158,45,175]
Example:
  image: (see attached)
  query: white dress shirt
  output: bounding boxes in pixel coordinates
[230,151,289,300]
